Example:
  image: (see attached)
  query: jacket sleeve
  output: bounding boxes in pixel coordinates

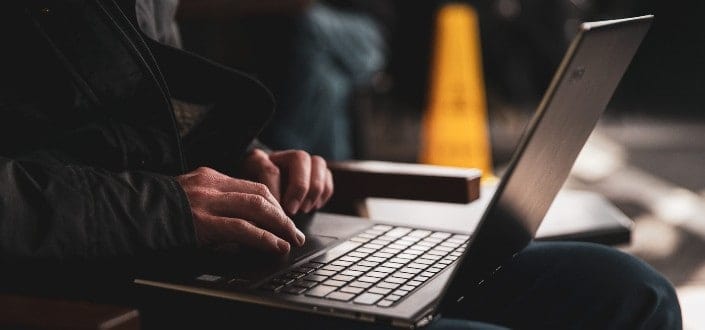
[0,150,197,264]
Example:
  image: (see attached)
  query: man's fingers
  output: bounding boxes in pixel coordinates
[271,150,311,215]
[245,150,282,202]
[301,156,327,213]
[186,167,281,210]
[210,192,305,247]
[198,215,291,254]
[319,169,334,209]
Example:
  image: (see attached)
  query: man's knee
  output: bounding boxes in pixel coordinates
[525,242,682,329]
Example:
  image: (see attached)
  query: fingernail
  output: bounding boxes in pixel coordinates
[287,200,301,215]
[277,239,290,254]
[295,228,306,246]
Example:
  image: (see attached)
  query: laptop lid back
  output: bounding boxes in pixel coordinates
[435,15,654,315]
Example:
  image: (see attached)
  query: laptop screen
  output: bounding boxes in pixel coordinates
[436,15,654,314]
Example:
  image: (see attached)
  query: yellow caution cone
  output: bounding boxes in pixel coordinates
[419,3,495,181]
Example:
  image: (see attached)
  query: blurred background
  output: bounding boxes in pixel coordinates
[174,0,704,327]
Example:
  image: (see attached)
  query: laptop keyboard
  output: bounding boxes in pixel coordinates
[259,225,469,308]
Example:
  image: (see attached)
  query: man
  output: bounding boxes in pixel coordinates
[0,1,682,329]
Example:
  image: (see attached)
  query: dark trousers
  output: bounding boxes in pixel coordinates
[138,241,682,329]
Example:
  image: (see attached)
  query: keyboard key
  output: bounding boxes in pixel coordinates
[373,238,393,245]
[386,277,407,284]
[416,241,436,247]
[322,280,346,287]
[377,300,394,307]
[421,272,435,277]
[368,287,392,295]
[415,276,430,282]
[373,267,395,274]
[384,227,412,238]
[322,265,345,272]
[388,244,408,250]
[304,274,328,282]
[452,234,470,240]
[332,275,355,282]
[427,267,442,273]
[350,265,372,272]
[364,243,384,250]
[406,262,427,270]
[349,281,373,289]
[339,256,361,263]
[392,272,414,279]
[393,289,410,296]
[409,246,431,253]
[399,267,422,274]
[400,285,415,291]
[441,241,461,248]
[327,291,355,301]
[358,261,379,268]
[423,237,443,243]
[381,248,402,254]
[415,258,434,265]
[306,285,337,298]
[383,262,405,269]
[403,249,423,256]
[314,270,336,277]
[331,260,354,267]
[420,254,442,261]
[354,293,384,305]
[409,230,431,238]
[430,232,451,239]
[366,256,386,263]
[340,286,365,294]
[367,271,387,278]
[397,253,416,260]
[358,276,382,284]
[341,270,364,277]
[386,294,402,302]
[373,252,394,259]
[377,282,400,290]
[426,249,447,257]
[407,280,422,287]
[399,236,421,243]
[358,233,377,239]
[357,247,375,254]
[435,246,454,252]
[349,251,369,258]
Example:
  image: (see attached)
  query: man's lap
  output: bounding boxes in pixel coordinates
[300,241,681,329]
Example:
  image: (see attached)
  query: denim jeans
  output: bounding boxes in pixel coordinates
[260,3,386,160]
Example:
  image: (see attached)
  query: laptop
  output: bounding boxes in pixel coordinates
[135,15,653,328]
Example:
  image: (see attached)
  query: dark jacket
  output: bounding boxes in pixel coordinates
[0,0,274,279]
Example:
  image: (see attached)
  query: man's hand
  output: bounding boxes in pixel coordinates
[241,149,334,215]
[176,167,305,254]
